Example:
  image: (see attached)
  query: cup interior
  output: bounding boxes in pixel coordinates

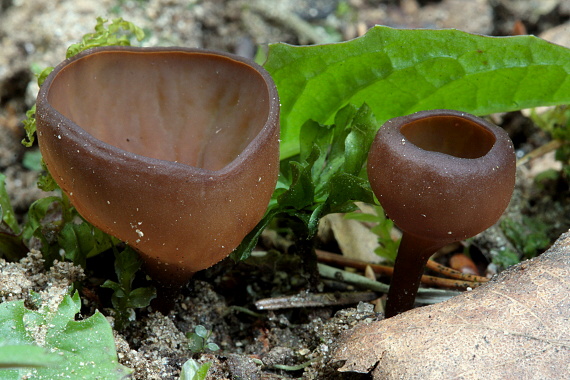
[47,50,271,171]
[400,115,496,159]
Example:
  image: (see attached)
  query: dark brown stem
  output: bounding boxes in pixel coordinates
[293,236,321,292]
[385,232,446,318]
[150,282,181,314]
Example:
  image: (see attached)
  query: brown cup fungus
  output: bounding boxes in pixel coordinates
[35,47,280,290]
[367,109,515,318]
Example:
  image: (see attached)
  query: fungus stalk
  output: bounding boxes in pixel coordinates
[367,110,516,318]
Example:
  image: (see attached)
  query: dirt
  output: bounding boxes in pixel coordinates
[1,0,570,379]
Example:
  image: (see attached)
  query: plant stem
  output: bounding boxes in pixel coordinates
[295,235,321,291]
[385,232,446,318]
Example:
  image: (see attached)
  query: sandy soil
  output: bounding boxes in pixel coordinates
[1,0,570,379]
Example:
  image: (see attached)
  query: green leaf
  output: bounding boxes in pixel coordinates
[59,221,116,267]
[36,67,54,87]
[37,161,59,192]
[230,208,280,262]
[114,246,142,291]
[232,104,378,259]
[58,222,94,267]
[0,345,64,369]
[265,26,570,159]
[277,160,316,209]
[205,342,220,352]
[186,325,219,356]
[492,247,521,268]
[298,120,333,168]
[22,196,62,241]
[342,103,377,176]
[0,174,20,234]
[194,325,208,338]
[125,286,157,309]
[0,175,25,261]
[325,173,374,214]
[180,359,211,380]
[21,105,38,148]
[22,150,43,171]
[0,292,132,379]
[101,246,156,329]
[187,333,205,354]
[501,216,550,260]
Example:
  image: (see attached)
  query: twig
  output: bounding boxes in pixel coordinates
[316,249,487,289]
[255,290,379,310]
[272,357,321,371]
[246,0,332,45]
[318,264,459,305]
[516,139,563,167]
[425,259,489,283]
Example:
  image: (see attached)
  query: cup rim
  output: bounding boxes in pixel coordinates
[36,45,280,178]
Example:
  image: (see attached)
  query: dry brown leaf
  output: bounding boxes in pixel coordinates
[333,231,570,379]
[321,212,382,264]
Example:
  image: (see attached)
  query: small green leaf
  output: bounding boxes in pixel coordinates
[101,246,156,329]
[58,222,95,267]
[500,216,550,261]
[194,325,208,338]
[0,174,20,235]
[36,67,54,87]
[230,209,280,262]
[22,196,62,241]
[21,150,43,171]
[534,168,560,184]
[114,246,142,290]
[277,160,316,209]
[324,173,374,214]
[187,334,205,354]
[205,342,220,352]
[21,106,37,148]
[101,280,121,293]
[492,247,521,268]
[180,359,211,380]
[37,161,59,192]
[342,103,378,176]
[124,286,156,309]
[306,203,325,237]
[298,120,332,168]
[186,325,220,355]
[58,220,116,268]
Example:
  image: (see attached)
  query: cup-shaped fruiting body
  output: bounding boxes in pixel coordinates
[367,109,515,317]
[36,46,280,288]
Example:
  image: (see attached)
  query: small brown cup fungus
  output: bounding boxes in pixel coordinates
[367,109,515,318]
[35,47,280,293]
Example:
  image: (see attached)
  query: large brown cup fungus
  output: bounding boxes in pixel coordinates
[35,47,280,293]
[367,110,515,318]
